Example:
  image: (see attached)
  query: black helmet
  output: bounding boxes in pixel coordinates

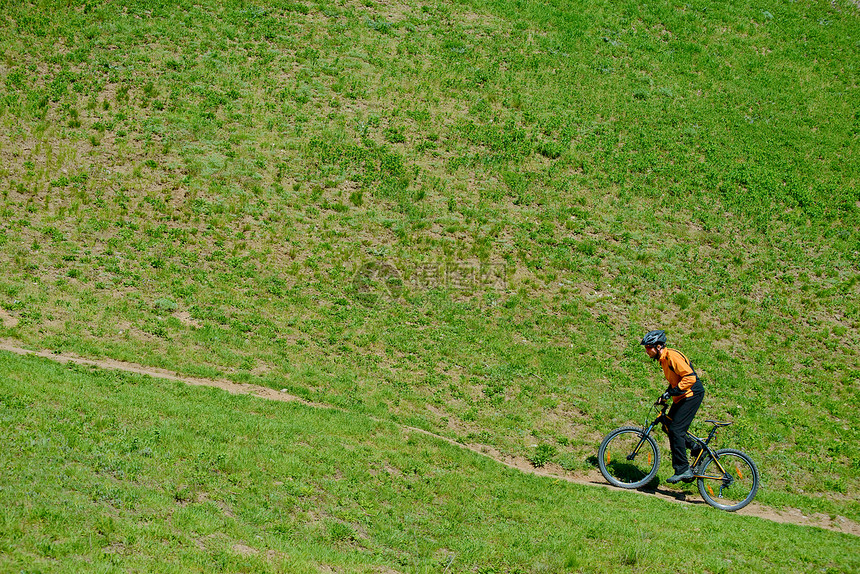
[640,330,666,346]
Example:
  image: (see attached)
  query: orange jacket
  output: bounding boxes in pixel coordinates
[658,348,698,402]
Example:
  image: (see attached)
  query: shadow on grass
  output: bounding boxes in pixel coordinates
[585,454,707,505]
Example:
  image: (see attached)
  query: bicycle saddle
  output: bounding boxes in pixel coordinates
[705,420,733,427]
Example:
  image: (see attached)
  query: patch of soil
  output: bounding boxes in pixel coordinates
[0,310,19,329]
[172,311,202,329]
[232,544,258,556]
[1,339,857,538]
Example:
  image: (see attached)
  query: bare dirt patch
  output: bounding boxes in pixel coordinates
[0,310,19,329]
[172,311,202,329]
[232,543,258,556]
[1,339,857,538]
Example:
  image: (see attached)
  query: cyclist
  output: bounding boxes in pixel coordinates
[640,329,705,483]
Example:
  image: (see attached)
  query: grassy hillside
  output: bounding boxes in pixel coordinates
[2,352,859,572]
[0,0,858,523]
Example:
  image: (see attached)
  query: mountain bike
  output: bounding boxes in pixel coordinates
[597,397,759,511]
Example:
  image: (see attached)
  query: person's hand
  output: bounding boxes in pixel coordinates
[659,390,671,404]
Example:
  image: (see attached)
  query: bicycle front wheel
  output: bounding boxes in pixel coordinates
[598,427,660,489]
[696,448,759,511]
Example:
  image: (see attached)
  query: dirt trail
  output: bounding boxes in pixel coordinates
[1,340,857,538]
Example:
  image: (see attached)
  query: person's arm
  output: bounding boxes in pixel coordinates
[674,372,697,394]
[667,352,696,395]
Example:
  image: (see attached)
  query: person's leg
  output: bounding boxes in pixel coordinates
[685,434,702,461]
[686,383,706,460]
[667,393,704,473]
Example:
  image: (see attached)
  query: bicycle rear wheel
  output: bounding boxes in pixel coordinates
[598,427,660,489]
[696,448,759,511]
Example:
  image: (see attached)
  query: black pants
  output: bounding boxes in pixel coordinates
[665,385,705,473]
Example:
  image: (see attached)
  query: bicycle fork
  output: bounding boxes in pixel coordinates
[624,426,655,462]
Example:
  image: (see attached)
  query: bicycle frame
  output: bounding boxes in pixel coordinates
[642,401,733,482]
[688,430,730,480]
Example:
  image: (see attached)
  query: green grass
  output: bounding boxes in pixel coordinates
[1,351,858,573]
[0,0,858,533]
